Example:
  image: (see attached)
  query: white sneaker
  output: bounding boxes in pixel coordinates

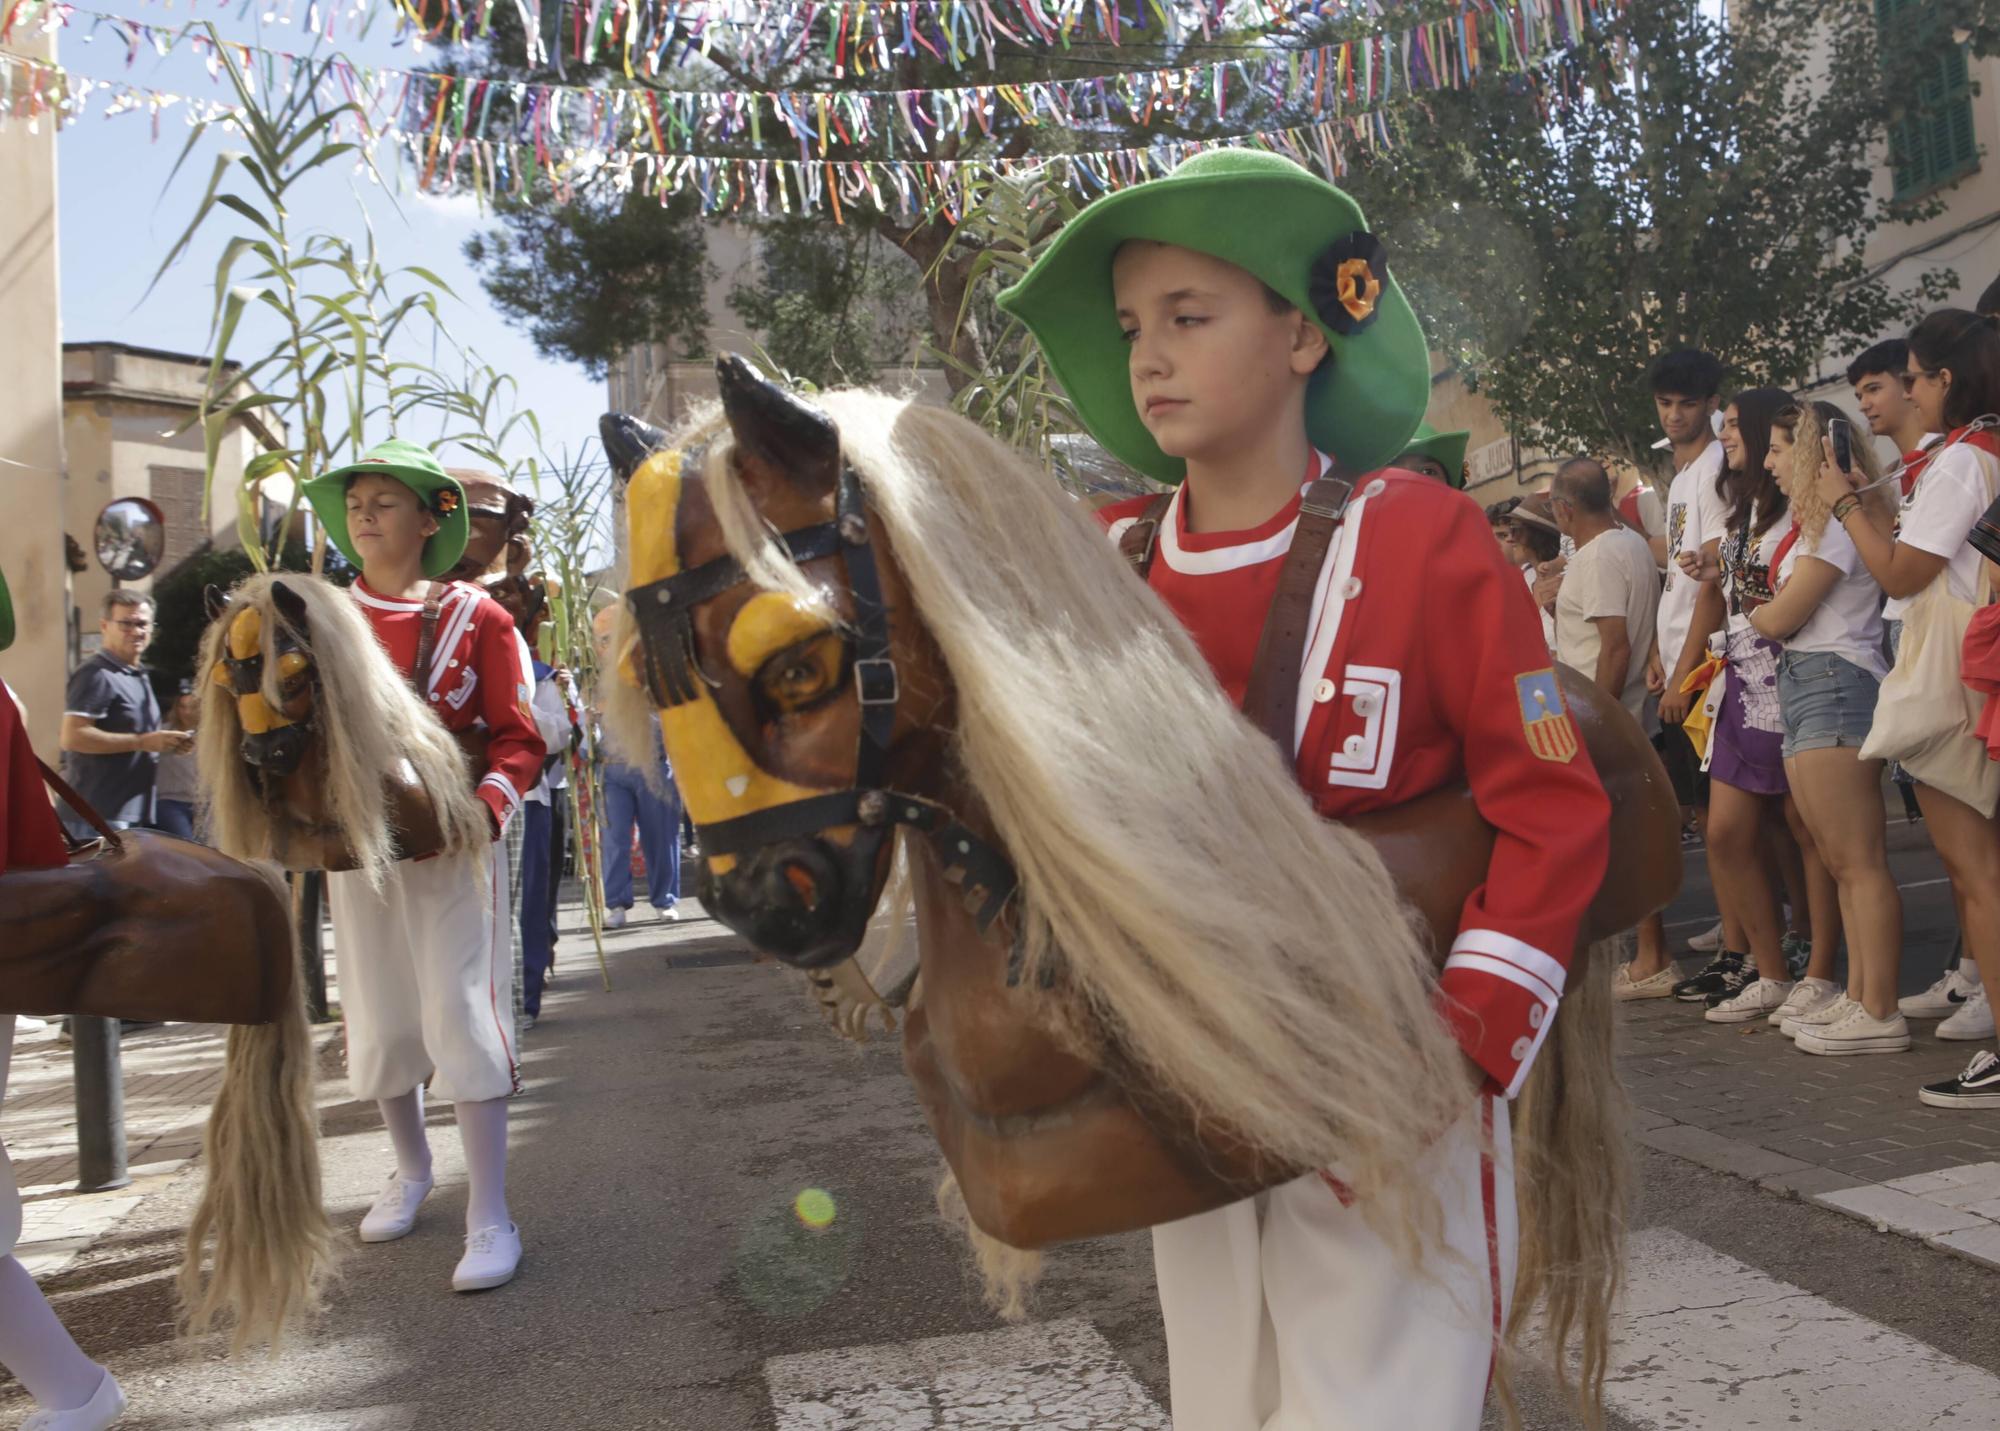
[1687,919,1725,954]
[1901,966,1983,1019]
[1782,994,1856,1041]
[14,1016,49,1035]
[1796,1005,1913,1056]
[1613,962,1679,1000]
[358,1174,433,1243]
[452,1223,522,1292]
[1768,977,1841,1027]
[653,905,681,923]
[1706,978,1794,1024]
[1940,987,1995,1040]
[21,1367,126,1430]
[604,907,627,930]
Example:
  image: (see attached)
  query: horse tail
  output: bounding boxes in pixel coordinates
[179,922,335,1352]
[1498,932,1628,1430]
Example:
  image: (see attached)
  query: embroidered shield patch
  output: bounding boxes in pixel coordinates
[1516,669,1579,763]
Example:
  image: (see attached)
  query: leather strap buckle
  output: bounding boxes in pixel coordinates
[854,657,900,706]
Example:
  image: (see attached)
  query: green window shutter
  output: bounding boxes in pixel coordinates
[1880,0,1979,201]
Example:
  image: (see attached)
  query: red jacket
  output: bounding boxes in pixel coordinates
[2,682,69,874]
[1101,468,1612,1097]
[351,579,545,833]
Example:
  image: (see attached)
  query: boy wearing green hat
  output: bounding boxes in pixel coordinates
[1396,422,1471,488]
[1001,150,1611,1428]
[301,440,545,1293]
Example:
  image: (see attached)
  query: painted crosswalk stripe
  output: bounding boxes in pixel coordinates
[1607,1227,2000,1428]
[764,1317,1166,1429]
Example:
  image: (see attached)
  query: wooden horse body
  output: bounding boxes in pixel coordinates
[606,356,1680,1253]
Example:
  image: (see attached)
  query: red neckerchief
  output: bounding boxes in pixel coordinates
[1769,520,1804,591]
[1945,424,2000,461]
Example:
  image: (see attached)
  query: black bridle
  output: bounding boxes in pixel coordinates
[623,455,1019,935]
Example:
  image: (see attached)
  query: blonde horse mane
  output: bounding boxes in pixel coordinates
[196,572,489,886]
[608,389,1625,1424]
[179,901,335,1352]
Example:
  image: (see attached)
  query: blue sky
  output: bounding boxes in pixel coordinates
[53,8,609,483]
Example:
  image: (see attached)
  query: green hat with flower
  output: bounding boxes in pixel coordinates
[1397,423,1471,489]
[303,439,468,578]
[996,149,1431,482]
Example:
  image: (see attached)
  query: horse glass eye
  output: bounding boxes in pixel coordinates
[758,634,846,715]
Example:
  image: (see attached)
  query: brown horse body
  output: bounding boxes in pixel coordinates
[607,359,1680,1257]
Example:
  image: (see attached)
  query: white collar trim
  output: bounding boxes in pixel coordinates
[1157,450,1333,577]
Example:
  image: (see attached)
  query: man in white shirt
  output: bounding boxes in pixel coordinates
[1553,458,1668,985]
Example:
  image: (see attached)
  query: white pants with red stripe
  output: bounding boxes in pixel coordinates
[1151,1095,1515,1431]
[328,845,519,1105]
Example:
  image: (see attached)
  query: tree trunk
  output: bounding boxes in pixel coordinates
[883,216,987,397]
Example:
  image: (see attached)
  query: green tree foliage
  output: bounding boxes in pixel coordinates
[1337,0,1971,472]
[726,221,926,388]
[463,188,714,376]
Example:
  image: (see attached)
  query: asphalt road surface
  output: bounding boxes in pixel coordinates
[6,828,1997,1430]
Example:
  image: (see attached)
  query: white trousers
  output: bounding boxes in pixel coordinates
[1151,1095,1516,1431]
[328,846,518,1105]
[1,1018,18,1256]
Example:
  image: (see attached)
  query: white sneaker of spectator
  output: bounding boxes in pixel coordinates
[1938,986,1995,1041]
[1687,919,1725,954]
[1767,977,1840,1028]
[1795,1004,1912,1056]
[1782,993,1855,1041]
[1706,978,1794,1024]
[1900,965,1982,1019]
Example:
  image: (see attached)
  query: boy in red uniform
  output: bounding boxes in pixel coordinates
[1000,150,1611,1428]
[303,440,544,1292]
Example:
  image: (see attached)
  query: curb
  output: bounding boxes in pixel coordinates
[1635,1117,2000,1274]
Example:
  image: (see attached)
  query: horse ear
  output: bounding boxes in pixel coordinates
[598,413,670,486]
[269,580,311,640]
[715,354,841,497]
[203,583,230,623]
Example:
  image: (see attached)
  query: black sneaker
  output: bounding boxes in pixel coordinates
[1919,1051,2000,1109]
[1674,951,1745,1003]
[1703,963,1759,1007]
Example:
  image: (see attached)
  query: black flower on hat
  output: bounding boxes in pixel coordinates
[1308,231,1388,336]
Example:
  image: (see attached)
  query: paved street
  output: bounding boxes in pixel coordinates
[4,822,2000,1429]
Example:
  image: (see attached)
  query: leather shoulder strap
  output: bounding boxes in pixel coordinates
[1242,470,1357,753]
[412,581,448,698]
[37,755,121,854]
[1117,493,1175,580]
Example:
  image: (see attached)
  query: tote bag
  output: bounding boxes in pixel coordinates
[1861,450,2000,815]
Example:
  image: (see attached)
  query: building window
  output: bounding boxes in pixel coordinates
[1880,0,1979,201]
[149,464,206,575]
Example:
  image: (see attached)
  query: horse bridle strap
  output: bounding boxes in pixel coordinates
[624,455,1016,934]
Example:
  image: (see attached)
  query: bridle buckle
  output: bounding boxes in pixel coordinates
[854,657,900,706]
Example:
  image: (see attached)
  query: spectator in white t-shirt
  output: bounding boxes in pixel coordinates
[1816,309,2000,1109]
[1751,401,1905,1055]
[1551,458,1668,991]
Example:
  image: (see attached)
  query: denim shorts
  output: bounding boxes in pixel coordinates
[1777,649,1881,758]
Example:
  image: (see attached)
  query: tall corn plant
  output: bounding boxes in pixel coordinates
[150,27,498,571]
[530,445,616,985]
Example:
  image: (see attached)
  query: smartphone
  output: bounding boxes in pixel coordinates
[1829,418,1854,475]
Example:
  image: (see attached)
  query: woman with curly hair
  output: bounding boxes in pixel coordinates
[1751,401,1904,1053]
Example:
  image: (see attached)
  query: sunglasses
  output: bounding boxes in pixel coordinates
[1901,368,1943,391]
[110,619,153,631]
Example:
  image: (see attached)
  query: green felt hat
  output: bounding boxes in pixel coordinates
[1398,423,1471,489]
[997,149,1430,483]
[303,439,468,579]
[0,562,13,653]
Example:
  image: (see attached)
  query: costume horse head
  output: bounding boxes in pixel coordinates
[197,573,489,883]
[604,357,1678,1418]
